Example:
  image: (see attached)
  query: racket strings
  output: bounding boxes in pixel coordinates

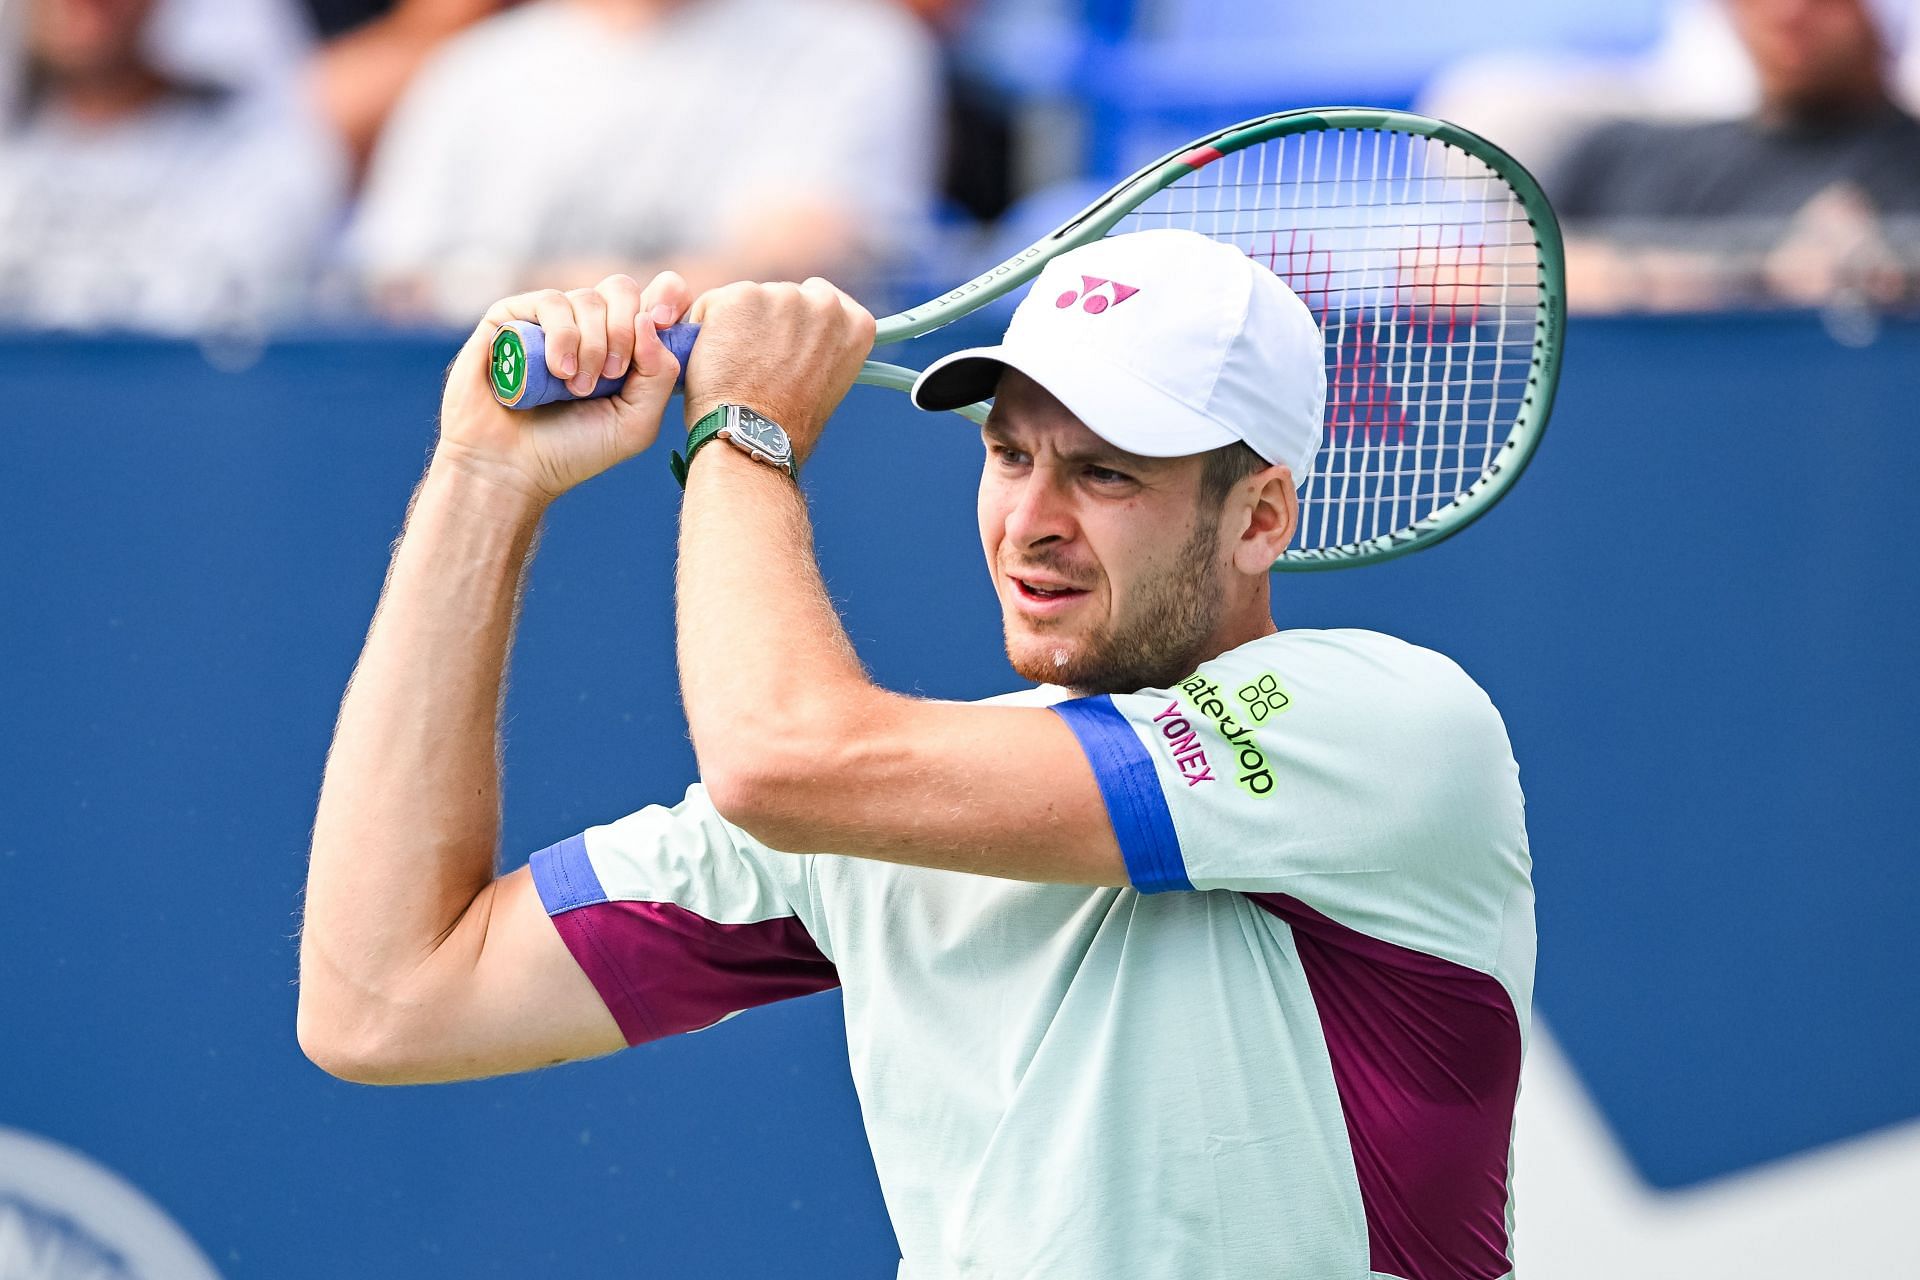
[1113,128,1546,555]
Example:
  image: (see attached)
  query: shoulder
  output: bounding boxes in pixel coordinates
[1105,632,1526,925]
[1189,630,1513,779]
[1196,629,1496,716]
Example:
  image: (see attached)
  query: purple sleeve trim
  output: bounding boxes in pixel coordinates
[1248,893,1521,1280]
[530,835,838,1047]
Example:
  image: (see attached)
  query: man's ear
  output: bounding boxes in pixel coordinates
[1229,465,1297,574]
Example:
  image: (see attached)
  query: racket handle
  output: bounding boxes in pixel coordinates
[490,320,701,409]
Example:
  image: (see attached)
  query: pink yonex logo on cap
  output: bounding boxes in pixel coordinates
[1056,276,1140,315]
[911,228,1329,487]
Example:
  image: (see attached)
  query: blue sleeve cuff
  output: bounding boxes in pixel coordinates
[530,832,610,914]
[1052,695,1192,893]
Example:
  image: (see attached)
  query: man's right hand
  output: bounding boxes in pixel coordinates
[435,271,697,504]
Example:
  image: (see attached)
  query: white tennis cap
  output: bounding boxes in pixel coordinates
[911,228,1327,484]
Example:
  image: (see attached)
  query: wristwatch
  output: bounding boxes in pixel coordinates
[670,404,796,487]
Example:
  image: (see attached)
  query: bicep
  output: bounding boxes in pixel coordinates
[393,866,626,1083]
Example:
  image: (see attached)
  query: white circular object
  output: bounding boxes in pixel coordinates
[0,1126,223,1280]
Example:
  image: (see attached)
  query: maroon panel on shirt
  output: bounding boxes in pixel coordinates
[1248,893,1520,1280]
[550,900,839,1046]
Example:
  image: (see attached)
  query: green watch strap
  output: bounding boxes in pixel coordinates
[669,407,730,488]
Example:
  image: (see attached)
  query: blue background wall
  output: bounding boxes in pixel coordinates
[4,315,1917,1277]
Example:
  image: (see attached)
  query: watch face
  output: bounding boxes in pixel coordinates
[727,409,793,466]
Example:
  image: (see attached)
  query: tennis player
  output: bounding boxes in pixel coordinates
[301,229,1534,1280]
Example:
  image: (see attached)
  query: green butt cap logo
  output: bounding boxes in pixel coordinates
[489,326,526,403]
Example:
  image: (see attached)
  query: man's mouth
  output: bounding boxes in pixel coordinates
[1012,577,1090,604]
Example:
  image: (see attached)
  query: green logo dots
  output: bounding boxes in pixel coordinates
[1236,673,1290,723]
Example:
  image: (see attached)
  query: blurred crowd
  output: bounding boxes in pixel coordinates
[1421,0,1920,313]
[0,0,954,334]
[1,0,1916,335]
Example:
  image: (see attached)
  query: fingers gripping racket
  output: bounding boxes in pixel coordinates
[488,107,1566,570]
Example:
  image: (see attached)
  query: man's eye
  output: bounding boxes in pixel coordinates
[1086,466,1133,485]
[994,446,1030,466]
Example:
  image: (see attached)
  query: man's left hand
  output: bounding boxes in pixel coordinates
[682,278,875,465]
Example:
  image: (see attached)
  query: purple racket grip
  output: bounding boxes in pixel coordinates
[493,320,701,410]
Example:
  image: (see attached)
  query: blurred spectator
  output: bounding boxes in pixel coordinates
[905,0,1012,226]
[0,0,347,334]
[304,0,507,179]
[348,0,940,323]
[1417,2,1770,183]
[139,0,315,91]
[1547,0,1920,310]
[1423,2,1920,180]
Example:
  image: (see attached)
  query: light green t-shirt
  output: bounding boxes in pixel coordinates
[532,629,1534,1279]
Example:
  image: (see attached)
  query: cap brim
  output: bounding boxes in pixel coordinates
[909,345,1012,413]
[910,342,1241,460]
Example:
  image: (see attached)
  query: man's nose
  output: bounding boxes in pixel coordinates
[1004,468,1077,548]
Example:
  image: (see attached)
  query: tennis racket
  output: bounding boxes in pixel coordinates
[487,107,1565,570]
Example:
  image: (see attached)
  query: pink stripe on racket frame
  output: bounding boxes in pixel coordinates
[1179,145,1224,169]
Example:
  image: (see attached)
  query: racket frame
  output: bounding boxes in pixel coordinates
[863,106,1565,571]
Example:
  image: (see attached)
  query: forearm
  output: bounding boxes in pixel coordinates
[302,454,544,1040]
[676,446,880,821]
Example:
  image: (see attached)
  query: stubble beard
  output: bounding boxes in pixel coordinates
[1003,512,1225,696]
